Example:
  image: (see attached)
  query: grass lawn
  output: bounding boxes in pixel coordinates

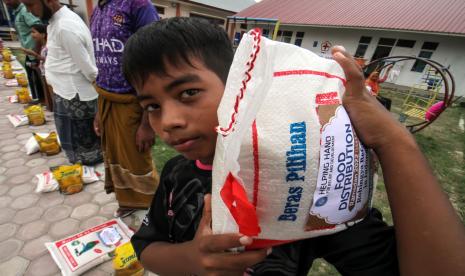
[151,88,465,275]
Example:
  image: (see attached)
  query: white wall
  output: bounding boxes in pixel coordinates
[233,24,465,96]
[153,0,232,27]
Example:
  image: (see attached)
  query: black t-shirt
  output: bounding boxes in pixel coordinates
[131,156,398,276]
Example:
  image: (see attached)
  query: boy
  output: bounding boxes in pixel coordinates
[123,18,465,275]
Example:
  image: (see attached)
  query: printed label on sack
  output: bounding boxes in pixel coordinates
[55,220,130,272]
[306,93,371,230]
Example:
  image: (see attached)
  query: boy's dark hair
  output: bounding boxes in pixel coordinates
[123,17,233,89]
[31,24,47,35]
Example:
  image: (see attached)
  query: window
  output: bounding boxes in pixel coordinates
[378,38,396,46]
[422,42,439,50]
[262,29,270,38]
[294,32,304,47]
[354,36,372,58]
[359,36,372,44]
[233,32,241,46]
[313,41,318,47]
[411,41,439,72]
[154,5,165,15]
[354,44,368,58]
[396,39,415,48]
[240,23,247,30]
[189,13,225,26]
[276,30,293,43]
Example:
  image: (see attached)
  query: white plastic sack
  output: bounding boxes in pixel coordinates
[35,171,59,193]
[82,166,99,184]
[7,95,18,103]
[212,29,373,248]
[7,114,28,127]
[46,219,133,276]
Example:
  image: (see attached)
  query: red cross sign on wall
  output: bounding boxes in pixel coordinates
[321,41,332,53]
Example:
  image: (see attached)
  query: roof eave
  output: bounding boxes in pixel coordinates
[276,23,465,38]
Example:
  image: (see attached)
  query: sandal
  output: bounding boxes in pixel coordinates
[114,208,136,218]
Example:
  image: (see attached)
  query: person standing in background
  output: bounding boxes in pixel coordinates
[4,0,43,101]
[90,0,160,218]
[21,0,103,165]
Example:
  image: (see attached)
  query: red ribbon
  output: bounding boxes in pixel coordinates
[220,173,261,236]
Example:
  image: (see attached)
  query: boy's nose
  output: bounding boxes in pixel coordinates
[161,106,187,132]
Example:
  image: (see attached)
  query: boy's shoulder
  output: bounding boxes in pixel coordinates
[161,154,192,176]
[159,155,212,194]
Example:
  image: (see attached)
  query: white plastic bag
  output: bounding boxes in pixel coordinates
[35,171,59,193]
[7,95,18,103]
[7,114,28,127]
[82,166,99,184]
[46,219,133,276]
[212,29,373,248]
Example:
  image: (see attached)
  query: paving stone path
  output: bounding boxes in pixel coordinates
[0,78,147,275]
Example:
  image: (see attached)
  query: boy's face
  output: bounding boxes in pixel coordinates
[137,57,225,164]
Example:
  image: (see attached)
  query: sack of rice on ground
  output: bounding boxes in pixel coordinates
[46,219,133,276]
[212,29,374,249]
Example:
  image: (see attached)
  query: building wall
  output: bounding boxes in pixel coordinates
[232,24,465,96]
[152,0,233,27]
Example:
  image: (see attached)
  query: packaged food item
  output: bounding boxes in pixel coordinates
[212,29,373,248]
[16,87,32,104]
[46,219,133,276]
[25,132,61,155]
[4,69,14,79]
[113,242,144,276]
[35,171,59,193]
[94,163,105,181]
[82,166,99,184]
[33,131,61,156]
[5,79,18,87]
[16,73,28,87]
[52,164,83,195]
[2,51,11,62]
[24,104,46,126]
[2,62,11,71]
[7,95,18,103]
[6,114,29,127]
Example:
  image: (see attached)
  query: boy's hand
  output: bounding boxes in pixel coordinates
[190,194,269,275]
[331,46,411,152]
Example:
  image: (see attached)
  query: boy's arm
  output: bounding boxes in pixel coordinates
[138,195,269,275]
[332,47,465,275]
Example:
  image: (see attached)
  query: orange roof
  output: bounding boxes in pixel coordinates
[234,0,465,35]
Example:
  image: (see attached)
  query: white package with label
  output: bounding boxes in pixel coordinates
[212,29,374,248]
[46,219,133,276]
[82,166,99,184]
[35,171,59,193]
[7,114,28,127]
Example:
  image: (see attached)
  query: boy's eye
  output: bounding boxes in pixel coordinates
[145,103,160,112]
[180,89,200,99]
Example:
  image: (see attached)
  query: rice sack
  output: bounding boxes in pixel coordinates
[46,219,133,276]
[212,29,374,248]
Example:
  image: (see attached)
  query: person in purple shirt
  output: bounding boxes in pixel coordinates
[90,0,160,218]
